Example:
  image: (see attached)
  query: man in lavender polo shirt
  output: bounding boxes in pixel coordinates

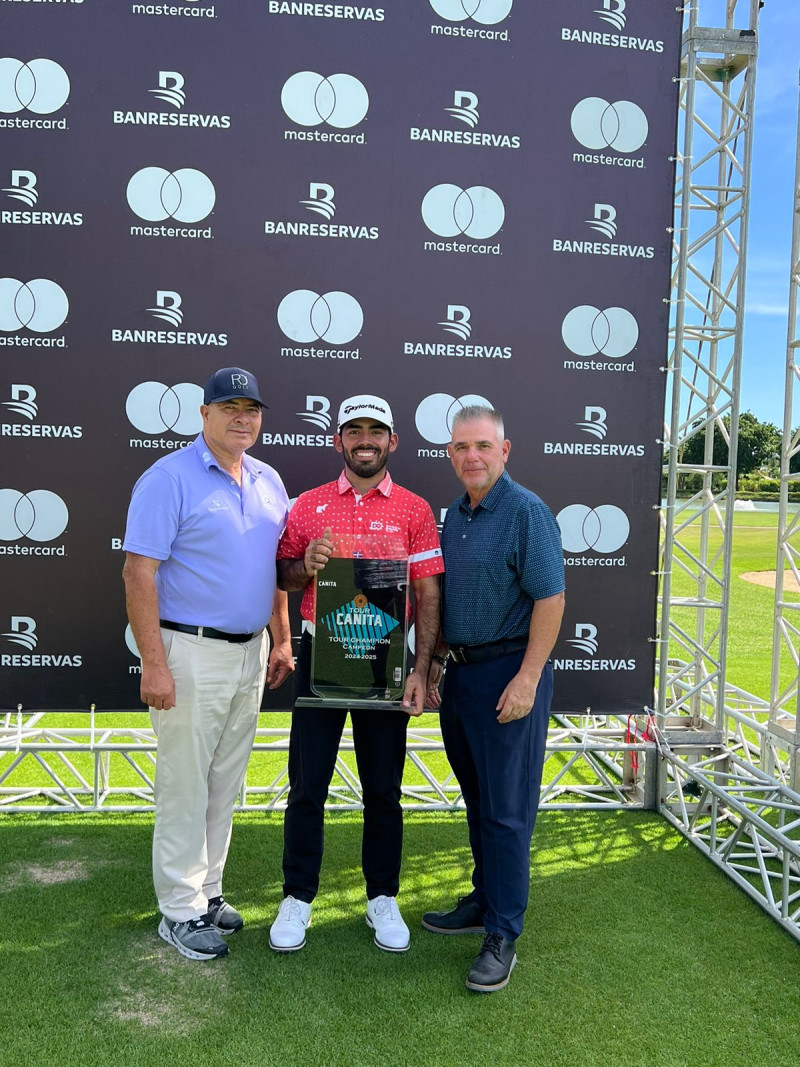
[122,366,293,962]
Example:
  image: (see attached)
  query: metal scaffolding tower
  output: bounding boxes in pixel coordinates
[655,0,800,942]
[658,0,759,736]
[769,76,800,790]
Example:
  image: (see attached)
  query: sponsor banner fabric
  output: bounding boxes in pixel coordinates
[0,0,681,711]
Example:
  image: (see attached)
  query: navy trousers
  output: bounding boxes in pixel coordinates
[440,651,552,940]
[282,633,409,903]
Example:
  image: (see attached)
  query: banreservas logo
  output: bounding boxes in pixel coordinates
[588,203,617,239]
[0,278,68,347]
[403,305,512,360]
[2,170,37,207]
[543,405,645,458]
[262,395,335,448]
[151,71,185,108]
[1,169,83,227]
[127,167,215,239]
[0,488,69,555]
[148,290,182,327]
[410,89,521,150]
[111,290,228,347]
[554,621,636,672]
[429,0,512,40]
[2,384,37,420]
[126,381,203,448]
[561,1,665,53]
[568,622,599,655]
[447,91,479,127]
[267,3,385,19]
[578,405,607,438]
[264,181,379,241]
[597,0,626,30]
[1,616,82,668]
[113,71,231,128]
[302,183,335,219]
[441,304,471,340]
[298,395,331,430]
[552,202,654,260]
[3,616,37,651]
[0,58,70,129]
[1,384,82,441]
[282,72,368,144]
[277,290,363,360]
[415,392,491,457]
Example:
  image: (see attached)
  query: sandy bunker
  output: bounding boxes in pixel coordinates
[741,571,800,593]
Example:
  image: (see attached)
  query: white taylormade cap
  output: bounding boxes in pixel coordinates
[337,394,394,432]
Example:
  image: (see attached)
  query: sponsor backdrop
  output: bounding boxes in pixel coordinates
[1,0,681,712]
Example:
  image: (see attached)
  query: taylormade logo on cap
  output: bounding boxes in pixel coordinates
[343,402,384,417]
[337,394,393,431]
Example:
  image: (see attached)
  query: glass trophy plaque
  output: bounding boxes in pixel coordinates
[304,533,409,707]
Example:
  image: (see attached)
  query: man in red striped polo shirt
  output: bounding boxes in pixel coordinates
[269,395,444,954]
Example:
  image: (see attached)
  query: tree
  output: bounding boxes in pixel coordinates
[737,412,780,479]
[679,411,781,487]
[789,427,800,475]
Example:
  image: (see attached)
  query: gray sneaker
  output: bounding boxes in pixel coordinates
[205,895,244,934]
[158,916,229,961]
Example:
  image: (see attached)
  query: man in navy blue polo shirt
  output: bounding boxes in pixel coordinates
[423,405,565,993]
[123,367,293,961]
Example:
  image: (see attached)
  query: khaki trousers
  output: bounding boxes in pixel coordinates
[149,627,269,922]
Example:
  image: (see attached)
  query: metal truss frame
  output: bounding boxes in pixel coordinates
[658,0,759,733]
[769,79,800,790]
[6,1,800,947]
[660,741,800,942]
[0,710,653,814]
[655,0,800,945]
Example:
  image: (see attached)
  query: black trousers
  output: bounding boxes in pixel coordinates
[282,633,409,902]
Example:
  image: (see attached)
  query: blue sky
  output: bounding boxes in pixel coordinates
[741,3,800,426]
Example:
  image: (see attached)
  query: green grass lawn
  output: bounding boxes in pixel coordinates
[666,511,793,702]
[3,514,800,1065]
[3,809,800,1067]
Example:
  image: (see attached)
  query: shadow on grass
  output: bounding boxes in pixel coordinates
[2,810,800,1067]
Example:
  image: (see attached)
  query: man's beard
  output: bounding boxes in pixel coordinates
[343,444,388,479]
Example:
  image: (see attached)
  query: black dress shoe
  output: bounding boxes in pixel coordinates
[465,932,517,992]
[421,894,486,934]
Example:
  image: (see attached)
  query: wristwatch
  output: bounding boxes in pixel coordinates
[432,653,448,667]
